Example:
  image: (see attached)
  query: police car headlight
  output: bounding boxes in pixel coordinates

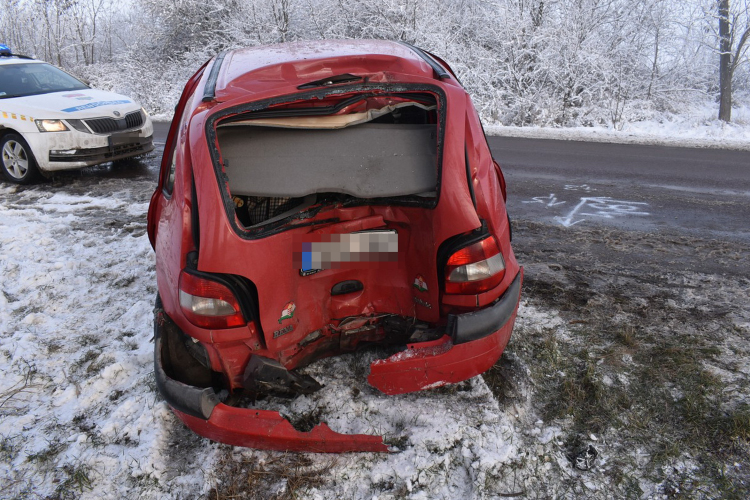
[34,119,69,132]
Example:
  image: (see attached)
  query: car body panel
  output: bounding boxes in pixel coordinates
[173,408,389,453]
[216,40,438,99]
[149,40,522,452]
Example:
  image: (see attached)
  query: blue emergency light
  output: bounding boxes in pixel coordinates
[0,44,11,56]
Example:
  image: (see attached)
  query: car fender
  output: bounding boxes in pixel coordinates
[148,60,209,248]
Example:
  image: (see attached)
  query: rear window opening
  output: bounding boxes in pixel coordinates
[232,194,314,227]
[213,93,440,230]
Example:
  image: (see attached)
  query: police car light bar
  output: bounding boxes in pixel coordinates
[0,45,33,59]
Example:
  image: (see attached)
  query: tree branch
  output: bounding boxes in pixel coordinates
[731,26,750,72]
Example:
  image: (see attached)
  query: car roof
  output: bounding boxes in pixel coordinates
[215,39,446,99]
[0,56,45,66]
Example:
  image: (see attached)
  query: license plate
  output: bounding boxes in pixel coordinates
[298,230,398,271]
[108,132,139,148]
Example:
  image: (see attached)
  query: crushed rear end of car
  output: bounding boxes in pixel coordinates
[148,40,522,452]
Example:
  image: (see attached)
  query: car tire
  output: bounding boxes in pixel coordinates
[1,133,42,184]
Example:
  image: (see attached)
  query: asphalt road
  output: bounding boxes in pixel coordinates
[489,136,750,243]
[152,121,170,146]
[151,121,749,242]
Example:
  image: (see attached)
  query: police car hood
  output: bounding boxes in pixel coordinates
[10,88,141,119]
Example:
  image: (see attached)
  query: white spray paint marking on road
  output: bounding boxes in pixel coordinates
[523,193,650,227]
[564,184,594,192]
[522,194,567,207]
[554,197,650,227]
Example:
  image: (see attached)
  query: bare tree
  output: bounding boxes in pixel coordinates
[271,0,291,42]
[3,0,748,124]
[69,0,107,65]
[718,0,750,121]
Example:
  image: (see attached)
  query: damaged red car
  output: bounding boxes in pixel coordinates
[147,40,523,453]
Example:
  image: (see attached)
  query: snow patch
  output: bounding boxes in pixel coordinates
[486,103,750,151]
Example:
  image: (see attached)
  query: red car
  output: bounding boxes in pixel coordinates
[147,40,522,453]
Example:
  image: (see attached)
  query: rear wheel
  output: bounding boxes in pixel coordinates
[1,134,41,184]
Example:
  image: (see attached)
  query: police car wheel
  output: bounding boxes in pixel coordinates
[1,134,41,184]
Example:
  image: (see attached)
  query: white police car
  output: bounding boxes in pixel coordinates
[0,44,153,183]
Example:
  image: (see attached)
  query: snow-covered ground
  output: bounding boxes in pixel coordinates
[0,168,505,498]
[485,102,750,151]
[1,121,747,497]
[0,164,616,498]
[0,173,184,497]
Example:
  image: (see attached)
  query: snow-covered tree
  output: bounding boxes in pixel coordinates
[1,0,747,122]
[717,0,750,121]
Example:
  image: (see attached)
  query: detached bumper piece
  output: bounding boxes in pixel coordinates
[243,356,322,397]
[153,303,387,453]
[153,269,521,453]
[368,270,523,395]
[172,407,386,453]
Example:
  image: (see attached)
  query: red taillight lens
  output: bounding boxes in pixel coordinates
[178,271,246,329]
[444,237,506,294]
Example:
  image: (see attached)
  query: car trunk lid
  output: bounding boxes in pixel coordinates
[192,87,481,364]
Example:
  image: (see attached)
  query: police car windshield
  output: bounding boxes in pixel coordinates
[0,62,88,99]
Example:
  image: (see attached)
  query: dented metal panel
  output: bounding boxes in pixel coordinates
[148,40,521,453]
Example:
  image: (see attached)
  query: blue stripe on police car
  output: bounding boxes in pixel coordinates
[61,100,131,112]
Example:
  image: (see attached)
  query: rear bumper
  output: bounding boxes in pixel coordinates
[153,268,522,451]
[449,270,523,344]
[153,301,387,453]
[368,269,523,395]
[172,406,387,453]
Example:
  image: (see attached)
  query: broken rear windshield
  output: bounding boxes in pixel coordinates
[213,93,441,230]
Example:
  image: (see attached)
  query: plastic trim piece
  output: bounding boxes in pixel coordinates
[202,51,228,102]
[47,137,153,162]
[153,302,221,420]
[397,42,451,80]
[448,270,522,344]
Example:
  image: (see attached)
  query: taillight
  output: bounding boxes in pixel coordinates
[178,271,246,329]
[444,236,506,294]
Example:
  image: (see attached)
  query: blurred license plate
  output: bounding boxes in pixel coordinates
[108,132,139,148]
[298,230,398,271]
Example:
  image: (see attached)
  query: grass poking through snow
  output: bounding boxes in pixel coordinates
[484,220,750,497]
[209,452,337,500]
